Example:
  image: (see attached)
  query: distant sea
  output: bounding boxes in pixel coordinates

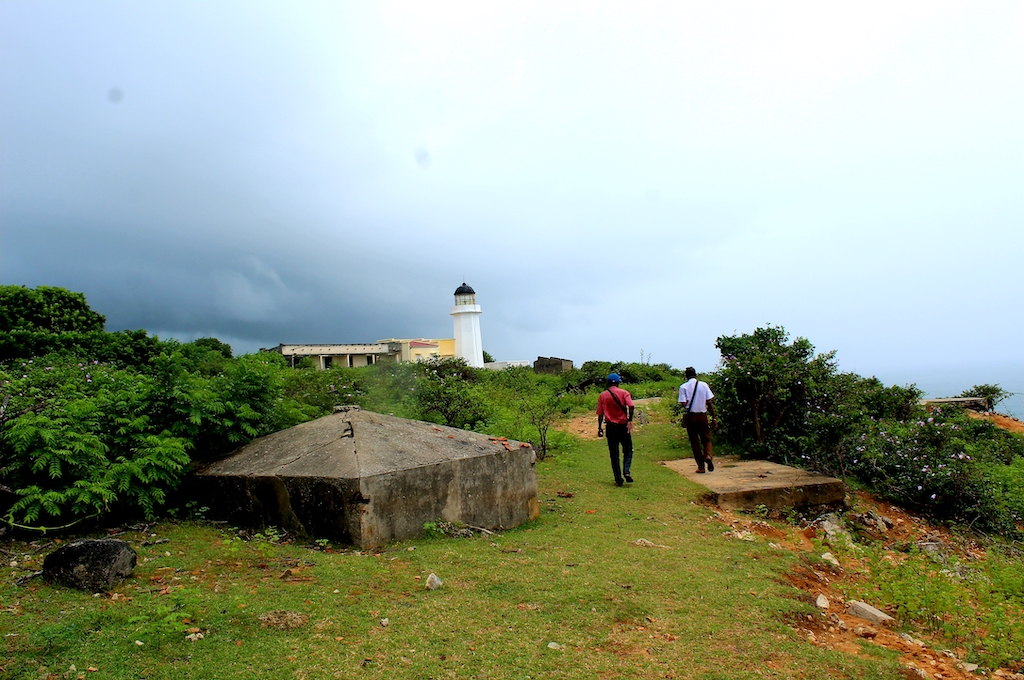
[871,364,1024,420]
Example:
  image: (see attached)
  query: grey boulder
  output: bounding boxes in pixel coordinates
[43,538,137,591]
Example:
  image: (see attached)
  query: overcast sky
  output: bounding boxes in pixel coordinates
[1,1,1021,408]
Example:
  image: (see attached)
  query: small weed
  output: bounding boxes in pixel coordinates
[423,520,475,538]
[184,500,210,521]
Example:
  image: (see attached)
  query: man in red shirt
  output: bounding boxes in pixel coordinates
[597,373,635,487]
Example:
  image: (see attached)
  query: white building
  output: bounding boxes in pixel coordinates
[266,343,400,369]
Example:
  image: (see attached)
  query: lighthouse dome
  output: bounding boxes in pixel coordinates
[454,283,476,295]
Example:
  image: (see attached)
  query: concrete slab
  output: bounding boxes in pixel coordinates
[662,456,846,511]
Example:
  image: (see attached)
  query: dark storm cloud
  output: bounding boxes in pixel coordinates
[0,1,455,351]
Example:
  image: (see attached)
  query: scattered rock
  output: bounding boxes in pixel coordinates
[853,624,878,639]
[900,632,926,646]
[258,611,309,629]
[847,600,895,627]
[904,666,930,678]
[42,539,137,591]
[380,618,390,627]
[960,662,979,672]
[817,513,854,549]
[631,538,669,548]
[426,573,443,590]
[815,594,829,610]
[821,552,840,567]
[854,510,894,533]
[547,642,563,650]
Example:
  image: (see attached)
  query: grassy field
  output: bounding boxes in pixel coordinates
[1,422,907,679]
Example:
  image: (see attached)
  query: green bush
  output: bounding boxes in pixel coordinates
[0,345,296,528]
[578,360,683,385]
[710,324,1024,536]
[1,358,190,527]
[981,457,1024,535]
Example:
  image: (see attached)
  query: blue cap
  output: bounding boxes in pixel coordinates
[607,373,621,383]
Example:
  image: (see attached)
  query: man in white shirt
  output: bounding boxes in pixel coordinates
[678,367,717,473]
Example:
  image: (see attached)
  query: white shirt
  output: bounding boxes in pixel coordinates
[678,378,714,413]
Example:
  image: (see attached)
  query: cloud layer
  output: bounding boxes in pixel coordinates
[2,1,1021,404]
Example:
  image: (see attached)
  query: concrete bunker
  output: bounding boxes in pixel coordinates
[188,407,540,548]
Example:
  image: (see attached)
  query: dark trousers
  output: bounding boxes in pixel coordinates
[605,422,633,483]
[686,413,713,469]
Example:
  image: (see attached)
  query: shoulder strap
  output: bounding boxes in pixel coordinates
[685,380,700,414]
[606,387,628,416]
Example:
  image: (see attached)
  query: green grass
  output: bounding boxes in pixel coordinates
[1,424,907,679]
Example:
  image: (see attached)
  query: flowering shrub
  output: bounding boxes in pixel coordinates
[709,325,1024,536]
[800,406,1023,533]
[845,414,986,518]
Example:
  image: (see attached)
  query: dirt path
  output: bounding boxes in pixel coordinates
[561,397,667,440]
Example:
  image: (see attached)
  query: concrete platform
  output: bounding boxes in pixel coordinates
[662,456,846,511]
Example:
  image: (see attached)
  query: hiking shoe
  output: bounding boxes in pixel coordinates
[624,474,634,483]
[696,468,706,474]
[615,479,624,487]
[706,459,715,472]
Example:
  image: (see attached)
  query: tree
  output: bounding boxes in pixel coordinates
[959,384,1011,411]
[482,350,495,363]
[516,386,566,460]
[0,285,105,334]
[711,325,836,457]
[415,357,488,428]
[0,286,172,366]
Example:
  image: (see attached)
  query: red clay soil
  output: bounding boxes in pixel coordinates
[709,492,1014,680]
[970,411,1024,435]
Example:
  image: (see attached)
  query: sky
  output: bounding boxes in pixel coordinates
[1,1,1022,412]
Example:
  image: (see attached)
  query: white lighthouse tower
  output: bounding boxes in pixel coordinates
[451,282,484,368]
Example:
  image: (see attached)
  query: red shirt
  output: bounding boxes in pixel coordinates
[597,386,634,425]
